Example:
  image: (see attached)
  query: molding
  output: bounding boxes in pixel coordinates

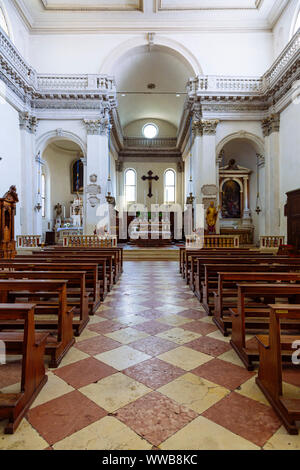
[261,113,280,136]
[41,0,144,11]
[19,112,38,134]
[156,0,263,11]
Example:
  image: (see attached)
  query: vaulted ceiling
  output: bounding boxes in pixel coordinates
[13,0,289,32]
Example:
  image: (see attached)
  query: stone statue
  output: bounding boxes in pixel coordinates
[206,201,218,234]
[54,203,62,218]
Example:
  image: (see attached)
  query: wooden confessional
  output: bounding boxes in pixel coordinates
[0,186,19,259]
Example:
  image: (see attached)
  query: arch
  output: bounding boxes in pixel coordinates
[219,177,244,193]
[99,35,202,76]
[36,129,87,158]
[216,131,264,160]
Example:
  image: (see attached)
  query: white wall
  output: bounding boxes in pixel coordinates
[0,93,22,235]
[119,161,182,210]
[28,31,273,77]
[279,100,300,238]
[273,0,299,59]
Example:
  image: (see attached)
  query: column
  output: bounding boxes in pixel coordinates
[18,112,39,235]
[83,110,111,235]
[262,113,280,235]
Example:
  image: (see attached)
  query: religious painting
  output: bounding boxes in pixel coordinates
[221,180,241,218]
[71,159,84,194]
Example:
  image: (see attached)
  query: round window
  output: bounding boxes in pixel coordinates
[142,123,158,139]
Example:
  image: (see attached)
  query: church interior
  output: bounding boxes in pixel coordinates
[0,0,300,452]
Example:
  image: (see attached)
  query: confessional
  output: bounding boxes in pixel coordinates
[285,188,300,251]
[0,186,18,259]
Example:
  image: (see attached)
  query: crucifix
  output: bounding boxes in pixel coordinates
[142,171,159,198]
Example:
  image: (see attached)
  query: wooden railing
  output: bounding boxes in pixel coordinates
[63,235,117,248]
[17,235,42,248]
[260,236,285,249]
[186,234,240,249]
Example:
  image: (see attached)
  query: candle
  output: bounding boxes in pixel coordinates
[63,206,66,219]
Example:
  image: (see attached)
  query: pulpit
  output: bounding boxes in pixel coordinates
[0,186,19,259]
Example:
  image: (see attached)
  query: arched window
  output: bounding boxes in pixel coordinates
[71,159,84,194]
[0,7,9,37]
[124,169,136,203]
[41,173,46,218]
[164,169,176,203]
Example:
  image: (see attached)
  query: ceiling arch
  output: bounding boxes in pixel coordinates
[108,40,197,131]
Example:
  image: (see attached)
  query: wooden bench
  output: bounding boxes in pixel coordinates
[194,256,281,300]
[202,263,299,316]
[43,246,123,278]
[0,271,90,336]
[0,262,101,312]
[256,304,300,435]
[212,270,300,335]
[0,279,75,368]
[230,283,300,370]
[19,254,110,297]
[0,304,48,434]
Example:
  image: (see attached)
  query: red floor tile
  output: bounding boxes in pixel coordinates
[123,358,185,389]
[203,392,282,447]
[27,390,107,445]
[192,358,255,390]
[88,320,125,334]
[134,320,171,335]
[53,357,117,388]
[115,391,197,446]
[181,321,218,335]
[75,335,121,355]
[185,336,231,357]
[130,336,177,356]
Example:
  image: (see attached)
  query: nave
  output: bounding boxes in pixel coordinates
[1,260,299,450]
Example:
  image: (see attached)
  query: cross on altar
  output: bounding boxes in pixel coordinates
[142,171,159,198]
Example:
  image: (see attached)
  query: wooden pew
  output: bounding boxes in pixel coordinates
[0,262,101,312]
[0,304,48,434]
[0,279,75,368]
[180,248,254,278]
[213,270,300,335]
[194,256,300,300]
[19,254,110,296]
[31,250,116,287]
[43,246,123,278]
[202,263,299,315]
[0,271,90,336]
[255,304,300,435]
[184,249,262,284]
[230,283,300,370]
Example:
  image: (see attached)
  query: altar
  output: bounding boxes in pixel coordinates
[129,216,172,247]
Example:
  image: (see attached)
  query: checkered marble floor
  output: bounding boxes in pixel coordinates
[1,261,300,450]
